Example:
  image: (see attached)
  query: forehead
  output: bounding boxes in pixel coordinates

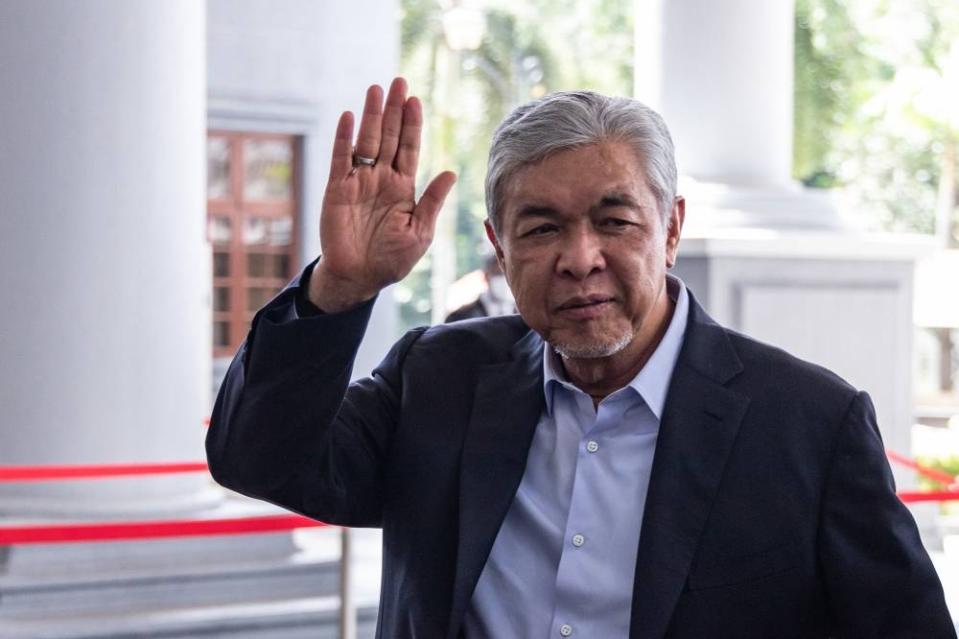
[501,142,653,217]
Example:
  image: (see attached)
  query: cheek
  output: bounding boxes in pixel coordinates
[612,253,663,298]
[505,261,549,304]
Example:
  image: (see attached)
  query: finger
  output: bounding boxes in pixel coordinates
[395,96,423,177]
[413,171,457,235]
[354,84,384,161]
[379,78,407,168]
[329,111,355,180]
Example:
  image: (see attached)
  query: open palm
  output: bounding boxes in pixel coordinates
[311,78,456,312]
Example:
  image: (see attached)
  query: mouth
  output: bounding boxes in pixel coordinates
[556,295,616,319]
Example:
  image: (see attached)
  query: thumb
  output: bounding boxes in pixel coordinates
[413,171,457,236]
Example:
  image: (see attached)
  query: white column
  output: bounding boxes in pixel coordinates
[636,0,795,188]
[0,1,215,516]
[635,0,839,232]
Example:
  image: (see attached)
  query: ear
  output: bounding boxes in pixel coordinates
[665,196,685,268]
[484,219,507,271]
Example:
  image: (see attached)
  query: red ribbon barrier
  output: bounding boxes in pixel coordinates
[0,514,327,545]
[897,490,959,504]
[0,460,328,545]
[886,450,956,487]
[0,462,208,482]
[0,447,953,546]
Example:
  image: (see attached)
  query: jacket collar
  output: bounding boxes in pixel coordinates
[447,328,544,639]
[628,289,750,639]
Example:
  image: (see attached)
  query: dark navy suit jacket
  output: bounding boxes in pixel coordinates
[207,268,954,639]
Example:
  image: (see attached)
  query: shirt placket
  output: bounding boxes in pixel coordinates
[549,390,624,638]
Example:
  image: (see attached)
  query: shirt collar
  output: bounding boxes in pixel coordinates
[542,274,689,419]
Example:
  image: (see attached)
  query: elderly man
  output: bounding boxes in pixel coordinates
[207,78,954,638]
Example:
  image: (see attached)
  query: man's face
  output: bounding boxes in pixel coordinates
[486,142,683,360]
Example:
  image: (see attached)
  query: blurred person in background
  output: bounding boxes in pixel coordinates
[207,77,955,639]
[446,253,515,322]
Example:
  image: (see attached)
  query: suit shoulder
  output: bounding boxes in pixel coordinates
[723,327,858,408]
[409,314,532,365]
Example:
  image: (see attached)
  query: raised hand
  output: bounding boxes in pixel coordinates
[308,77,456,312]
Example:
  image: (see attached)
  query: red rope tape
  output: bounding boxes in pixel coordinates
[0,462,208,482]
[0,448,955,545]
[0,514,327,545]
[886,450,957,486]
[897,490,959,504]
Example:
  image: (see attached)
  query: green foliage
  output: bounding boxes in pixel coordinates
[914,454,959,514]
[794,0,860,185]
[916,455,959,491]
[794,0,959,236]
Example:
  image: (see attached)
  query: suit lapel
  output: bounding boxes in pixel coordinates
[446,329,545,639]
[629,296,751,639]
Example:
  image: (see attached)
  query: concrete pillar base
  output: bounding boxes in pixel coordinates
[682,180,843,234]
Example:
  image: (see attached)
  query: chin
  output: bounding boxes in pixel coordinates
[550,330,634,360]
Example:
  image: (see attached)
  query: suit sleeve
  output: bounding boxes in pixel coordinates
[205,263,425,527]
[819,390,955,638]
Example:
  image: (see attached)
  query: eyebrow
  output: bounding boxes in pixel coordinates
[511,191,647,226]
[590,192,644,213]
[515,204,561,221]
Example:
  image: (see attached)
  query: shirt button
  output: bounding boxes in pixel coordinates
[586,440,599,453]
[560,624,573,637]
[571,533,585,547]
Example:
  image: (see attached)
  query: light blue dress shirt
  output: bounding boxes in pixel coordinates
[465,277,689,639]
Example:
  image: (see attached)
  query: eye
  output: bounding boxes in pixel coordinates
[599,217,633,229]
[520,224,558,238]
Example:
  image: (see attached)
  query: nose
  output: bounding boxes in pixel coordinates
[556,228,606,281]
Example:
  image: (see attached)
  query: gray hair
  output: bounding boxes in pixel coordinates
[485,91,677,234]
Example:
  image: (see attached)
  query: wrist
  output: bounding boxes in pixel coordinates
[307,260,379,313]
